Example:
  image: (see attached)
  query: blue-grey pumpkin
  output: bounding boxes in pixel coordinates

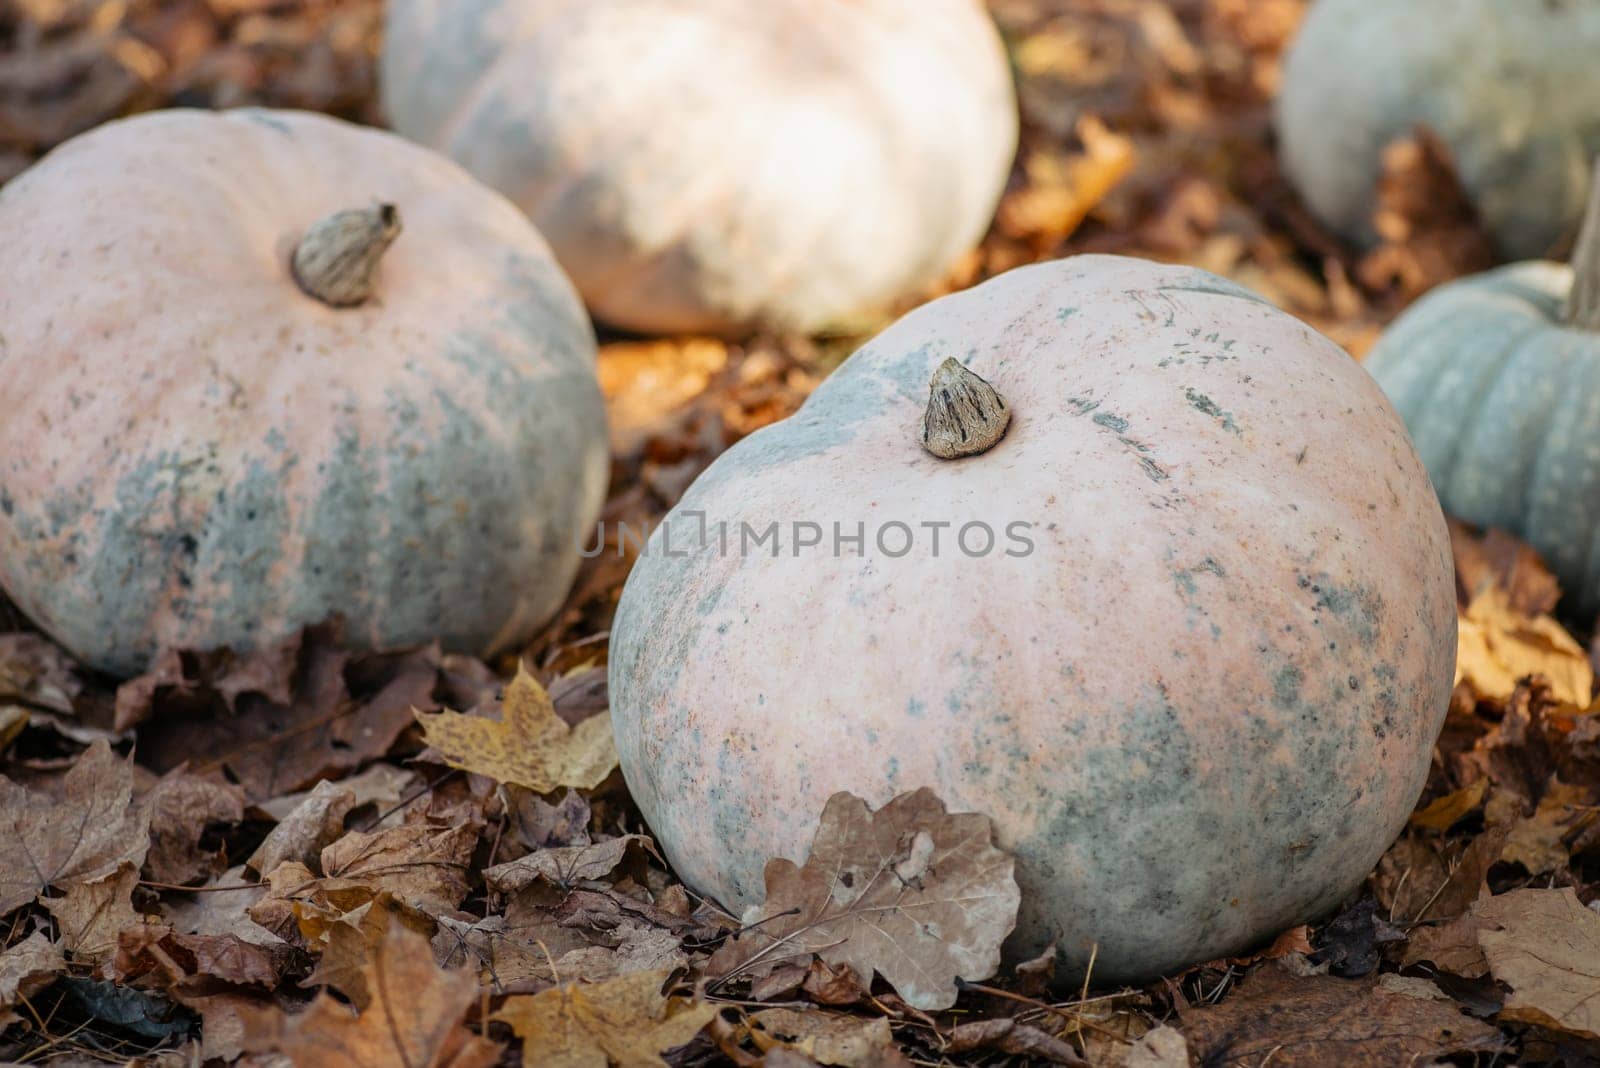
[1276,0,1600,260]
[1365,173,1600,614]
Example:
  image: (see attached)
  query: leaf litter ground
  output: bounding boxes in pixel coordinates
[3,0,1599,1065]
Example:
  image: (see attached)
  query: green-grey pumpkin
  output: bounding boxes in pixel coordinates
[1365,170,1600,614]
[1276,0,1600,259]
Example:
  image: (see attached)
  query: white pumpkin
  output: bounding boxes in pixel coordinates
[381,0,1018,336]
[609,255,1457,983]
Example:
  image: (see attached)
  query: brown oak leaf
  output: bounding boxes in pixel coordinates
[494,967,718,1068]
[485,834,652,897]
[708,788,1019,1011]
[0,739,149,915]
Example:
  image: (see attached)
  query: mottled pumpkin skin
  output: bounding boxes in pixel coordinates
[381,0,1017,336]
[610,256,1456,983]
[1277,0,1600,259]
[0,109,609,677]
[1366,261,1600,615]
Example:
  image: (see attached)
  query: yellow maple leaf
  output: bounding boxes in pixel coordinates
[415,667,617,793]
[495,969,717,1068]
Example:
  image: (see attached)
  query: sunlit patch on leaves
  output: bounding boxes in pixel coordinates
[709,788,1020,1011]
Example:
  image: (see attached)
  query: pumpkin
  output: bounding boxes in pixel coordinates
[1275,0,1600,259]
[0,108,609,677]
[1365,170,1600,617]
[380,0,1018,337]
[609,254,1457,982]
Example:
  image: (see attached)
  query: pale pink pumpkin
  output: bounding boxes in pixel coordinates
[610,255,1456,983]
[381,0,1018,336]
[0,108,609,676]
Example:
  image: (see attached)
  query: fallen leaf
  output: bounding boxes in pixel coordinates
[1499,779,1592,875]
[0,931,63,1027]
[1401,912,1488,979]
[113,923,294,992]
[143,769,246,885]
[495,968,718,1068]
[1475,887,1600,1040]
[751,1008,908,1067]
[436,911,686,993]
[243,917,500,1067]
[256,762,418,825]
[485,835,652,897]
[1449,520,1561,616]
[298,894,432,1008]
[320,818,478,915]
[1180,962,1503,1065]
[1373,827,1506,925]
[505,786,593,850]
[708,788,1019,1011]
[1409,778,1487,832]
[598,338,730,458]
[0,632,84,714]
[1455,587,1592,706]
[132,624,441,801]
[0,739,149,915]
[45,861,144,964]
[248,779,357,876]
[945,1017,1085,1065]
[416,666,617,793]
[997,115,1136,252]
[162,866,283,947]
[1310,898,1404,978]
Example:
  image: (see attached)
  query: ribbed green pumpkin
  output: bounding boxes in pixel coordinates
[1365,172,1600,614]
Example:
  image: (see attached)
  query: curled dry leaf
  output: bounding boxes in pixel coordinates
[435,911,686,993]
[708,788,1020,1011]
[162,865,283,947]
[242,918,500,1068]
[0,738,149,915]
[416,666,617,793]
[496,968,718,1068]
[1475,887,1600,1040]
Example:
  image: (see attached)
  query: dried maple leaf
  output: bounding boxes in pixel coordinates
[143,769,245,885]
[45,862,144,965]
[319,818,478,915]
[1455,587,1592,706]
[1401,913,1488,980]
[708,788,1019,1011]
[162,866,283,947]
[1180,962,1503,1065]
[243,918,500,1068]
[0,739,149,915]
[1475,887,1600,1040]
[1499,779,1592,875]
[495,968,718,1068]
[416,666,617,793]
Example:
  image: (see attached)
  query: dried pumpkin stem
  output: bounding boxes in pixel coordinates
[920,356,1011,459]
[292,203,402,308]
[1565,160,1600,331]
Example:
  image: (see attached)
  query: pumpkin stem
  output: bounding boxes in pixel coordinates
[291,204,402,308]
[920,356,1011,459]
[1566,160,1600,331]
